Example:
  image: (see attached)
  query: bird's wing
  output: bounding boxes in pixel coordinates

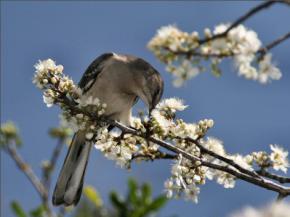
[78,52,114,94]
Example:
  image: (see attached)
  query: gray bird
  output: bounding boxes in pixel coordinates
[52,53,164,206]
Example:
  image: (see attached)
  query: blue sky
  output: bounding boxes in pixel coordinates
[1,1,290,217]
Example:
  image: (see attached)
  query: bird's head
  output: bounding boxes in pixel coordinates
[125,55,164,113]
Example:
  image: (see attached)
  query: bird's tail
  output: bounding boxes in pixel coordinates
[52,131,92,206]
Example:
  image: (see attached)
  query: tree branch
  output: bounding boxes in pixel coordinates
[56,93,290,198]
[184,137,261,179]
[110,120,290,197]
[132,152,177,161]
[199,0,288,45]
[257,31,290,58]
[42,139,65,189]
[4,144,48,200]
[162,1,290,61]
[257,169,290,184]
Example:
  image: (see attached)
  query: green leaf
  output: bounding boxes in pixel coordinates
[211,62,222,77]
[146,195,168,212]
[127,178,138,205]
[10,201,27,217]
[141,183,152,205]
[29,205,45,217]
[83,185,103,207]
[110,191,125,210]
[49,127,72,140]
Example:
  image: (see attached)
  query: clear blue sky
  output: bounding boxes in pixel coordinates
[1,1,290,217]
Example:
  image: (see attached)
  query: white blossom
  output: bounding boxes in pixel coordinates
[85,132,94,140]
[202,137,225,156]
[171,121,198,139]
[270,144,289,173]
[34,59,58,73]
[149,23,282,85]
[43,95,54,107]
[156,98,188,112]
[230,154,253,171]
[94,129,138,169]
[258,54,282,84]
[216,172,236,188]
[151,110,173,135]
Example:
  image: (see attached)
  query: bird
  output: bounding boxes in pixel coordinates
[52,52,164,206]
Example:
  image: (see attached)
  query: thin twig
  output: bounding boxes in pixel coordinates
[4,144,55,217]
[257,31,290,58]
[4,144,48,199]
[199,0,286,45]
[43,139,65,189]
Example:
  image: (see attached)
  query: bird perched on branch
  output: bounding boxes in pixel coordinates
[52,53,164,206]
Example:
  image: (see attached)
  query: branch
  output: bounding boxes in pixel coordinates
[42,139,65,189]
[132,152,177,161]
[111,120,290,197]
[55,93,290,198]
[163,1,290,61]
[257,31,290,58]
[184,137,261,179]
[4,144,48,199]
[257,169,290,184]
[166,31,290,60]
[199,0,288,45]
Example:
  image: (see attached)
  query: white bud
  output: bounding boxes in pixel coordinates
[85,132,94,140]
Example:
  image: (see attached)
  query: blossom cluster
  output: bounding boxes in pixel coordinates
[94,128,140,168]
[33,59,107,133]
[33,59,289,204]
[148,24,282,86]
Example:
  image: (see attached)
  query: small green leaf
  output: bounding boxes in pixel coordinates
[83,185,103,207]
[10,201,27,217]
[146,195,168,212]
[110,191,125,210]
[211,62,222,77]
[29,205,45,217]
[127,178,138,205]
[141,183,152,205]
[49,127,72,140]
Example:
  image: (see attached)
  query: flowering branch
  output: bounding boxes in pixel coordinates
[109,121,290,197]
[32,59,290,204]
[148,0,290,86]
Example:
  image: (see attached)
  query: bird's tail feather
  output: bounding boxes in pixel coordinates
[52,131,92,206]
